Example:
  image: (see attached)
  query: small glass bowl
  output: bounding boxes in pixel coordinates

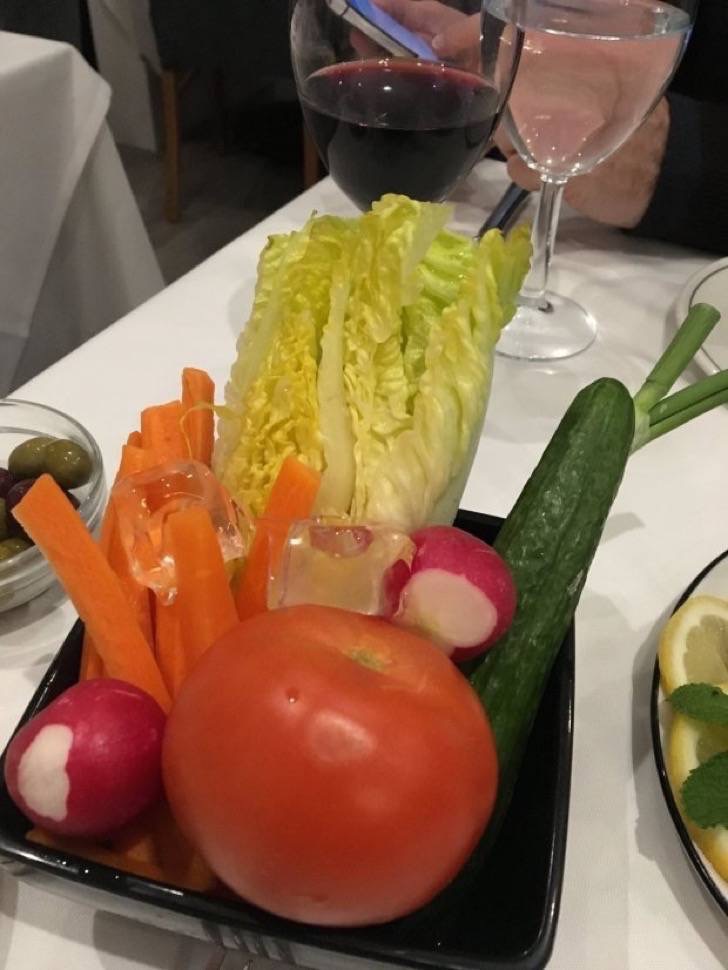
[0,399,106,613]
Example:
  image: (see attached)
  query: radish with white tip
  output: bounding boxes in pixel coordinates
[393,526,517,662]
[4,679,165,838]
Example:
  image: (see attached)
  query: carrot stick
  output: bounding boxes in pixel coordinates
[13,475,170,712]
[148,802,217,893]
[141,401,188,462]
[98,444,161,553]
[26,828,167,884]
[154,597,187,698]
[181,368,215,467]
[127,431,142,447]
[111,816,158,866]
[81,443,161,680]
[166,505,237,670]
[80,646,104,680]
[112,803,216,892]
[108,522,153,647]
[235,456,321,620]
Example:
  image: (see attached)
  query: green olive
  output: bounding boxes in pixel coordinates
[42,439,93,490]
[0,536,31,561]
[0,498,6,542]
[8,436,53,480]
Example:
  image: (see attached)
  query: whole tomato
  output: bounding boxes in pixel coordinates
[163,605,498,927]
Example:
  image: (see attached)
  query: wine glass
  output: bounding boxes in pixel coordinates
[486,0,696,360]
[289,0,524,211]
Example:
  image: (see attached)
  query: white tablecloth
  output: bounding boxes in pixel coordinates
[0,31,163,396]
[1,161,727,969]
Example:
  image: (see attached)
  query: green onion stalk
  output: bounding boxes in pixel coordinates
[631,303,728,451]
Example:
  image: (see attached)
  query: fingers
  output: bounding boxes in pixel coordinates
[432,13,480,58]
[493,122,515,158]
[375,0,463,39]
[505,154,542,192]
[350,26,381,57]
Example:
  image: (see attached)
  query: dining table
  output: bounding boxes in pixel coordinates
[0,158,727,970]
[0,30,164,397]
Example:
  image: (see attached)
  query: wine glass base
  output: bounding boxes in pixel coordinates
[496,293,598,361]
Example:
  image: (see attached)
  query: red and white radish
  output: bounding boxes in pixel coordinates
[4,678,165,838]
[393,526,517,662]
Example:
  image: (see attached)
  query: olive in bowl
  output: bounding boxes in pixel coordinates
[7,435,93,491]
[0,400,105,613]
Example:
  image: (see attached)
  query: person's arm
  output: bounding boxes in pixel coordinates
[629,92,728,254]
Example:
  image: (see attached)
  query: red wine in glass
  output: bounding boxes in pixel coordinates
[300,59,501,211]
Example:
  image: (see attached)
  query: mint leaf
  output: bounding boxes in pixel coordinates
[669,683,728,724]
[682,752,728,828]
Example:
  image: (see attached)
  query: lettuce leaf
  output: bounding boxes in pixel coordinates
[215,196,531,528]
[215,215,353,515]
[342,196,450,521]
[351,224,531,530]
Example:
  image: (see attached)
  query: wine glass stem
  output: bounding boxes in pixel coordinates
[520,176,568,312]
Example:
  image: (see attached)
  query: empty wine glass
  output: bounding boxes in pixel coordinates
[486,0,696,360]
[290,0,524,211]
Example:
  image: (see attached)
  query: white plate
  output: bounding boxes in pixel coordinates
[675,257,728,375]
[651,551,728,916]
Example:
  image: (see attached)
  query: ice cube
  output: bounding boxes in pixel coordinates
[113,459,248,603]
[270,518,414,616]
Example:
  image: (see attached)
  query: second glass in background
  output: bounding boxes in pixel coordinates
[488,0,694,360]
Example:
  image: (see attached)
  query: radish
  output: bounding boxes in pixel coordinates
[4,679,165,838]
[393,526,517,662]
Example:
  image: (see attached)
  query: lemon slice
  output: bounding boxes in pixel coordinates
[667,710,728,881]
[658,595,728,697]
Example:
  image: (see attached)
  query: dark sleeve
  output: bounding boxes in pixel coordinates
[629,92,728,255]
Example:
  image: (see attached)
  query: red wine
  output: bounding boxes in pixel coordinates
[300,59,500,210]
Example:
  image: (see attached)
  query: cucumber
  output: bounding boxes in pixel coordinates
[471,376,635,823]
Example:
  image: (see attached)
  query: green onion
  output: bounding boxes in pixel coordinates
[631,303,726,451]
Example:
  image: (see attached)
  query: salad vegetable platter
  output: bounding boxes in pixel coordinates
[0,509,575,970]
[1,193,728,967]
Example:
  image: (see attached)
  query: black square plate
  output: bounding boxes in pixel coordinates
[0,510,574,969]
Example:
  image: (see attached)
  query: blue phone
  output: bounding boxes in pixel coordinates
[327,0,439,61]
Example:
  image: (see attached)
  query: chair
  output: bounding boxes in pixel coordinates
[149,0,321,221]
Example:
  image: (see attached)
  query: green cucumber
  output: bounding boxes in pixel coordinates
[398,307,727,940]
[471,376,635,825]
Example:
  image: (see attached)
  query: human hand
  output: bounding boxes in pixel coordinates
[495,97,671,229]
[352,0,480,70]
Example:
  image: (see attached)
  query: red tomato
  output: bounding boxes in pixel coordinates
[163,605,498,927]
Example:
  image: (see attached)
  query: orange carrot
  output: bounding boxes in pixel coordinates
[154,598,187,698]
[26,828,167,884]
[13,475,170,712]
[81,443,161,680]
[108,522,153,647]
[111,816,158,867]
[127,430,142,447]
[79,646,104,680]
[147,802,217,893]
[235,456,321,620]
[118,443,164,478]
[181,368,215,467]
[166,505,237,670]
[141,400,188,462]
[97,444,160,554]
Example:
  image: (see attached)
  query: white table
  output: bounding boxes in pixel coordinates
[0,31,164,396]
[1,161,727,969]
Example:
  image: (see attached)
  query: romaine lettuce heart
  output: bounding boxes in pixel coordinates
[214,196,531,529]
